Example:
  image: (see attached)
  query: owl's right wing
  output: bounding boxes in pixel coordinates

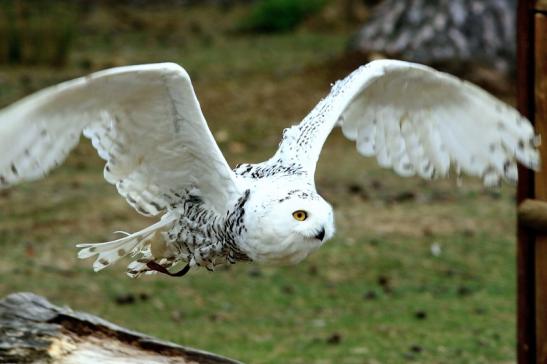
[0,63,240,214]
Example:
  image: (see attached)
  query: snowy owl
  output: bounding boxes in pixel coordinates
[0,61,539,278]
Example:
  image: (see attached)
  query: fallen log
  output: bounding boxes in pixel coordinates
[0,292,242,364]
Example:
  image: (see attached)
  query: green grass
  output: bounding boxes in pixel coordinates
[0,3,518,363]
[238,0,327,33]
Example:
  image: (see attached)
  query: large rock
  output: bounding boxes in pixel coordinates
[350,0,516,78]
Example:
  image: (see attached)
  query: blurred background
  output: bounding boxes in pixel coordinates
[0,1,520,363]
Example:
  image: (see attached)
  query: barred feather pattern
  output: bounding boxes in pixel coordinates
[124,189,251,277]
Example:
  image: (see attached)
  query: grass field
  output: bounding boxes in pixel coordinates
[0,3,519,363]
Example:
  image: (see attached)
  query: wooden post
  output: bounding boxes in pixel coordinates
[534,8,547,363]
[517,1,547,363]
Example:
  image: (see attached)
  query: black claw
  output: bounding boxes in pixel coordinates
[146,261,191,277]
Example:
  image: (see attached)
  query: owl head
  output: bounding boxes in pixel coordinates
[240,186,335,265]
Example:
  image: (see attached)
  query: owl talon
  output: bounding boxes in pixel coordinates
[146,261,190,277]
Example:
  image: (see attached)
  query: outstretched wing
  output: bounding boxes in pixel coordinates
[271,60,539,186]
[0,63,240,214]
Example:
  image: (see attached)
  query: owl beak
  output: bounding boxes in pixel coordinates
[315,227,326,241]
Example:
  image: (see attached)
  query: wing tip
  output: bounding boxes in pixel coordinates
[156,62,191,81]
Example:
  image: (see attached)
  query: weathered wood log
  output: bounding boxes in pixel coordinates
[0,292,242,364]
[518,199,547,232]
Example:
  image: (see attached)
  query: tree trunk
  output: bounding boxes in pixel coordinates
[0,292,241,364]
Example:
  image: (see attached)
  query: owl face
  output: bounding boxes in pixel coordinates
[241,188,335,265]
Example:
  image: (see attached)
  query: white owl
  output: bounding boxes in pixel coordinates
[0,61,539,277]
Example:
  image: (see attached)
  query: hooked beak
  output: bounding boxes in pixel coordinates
[314,227,326,242]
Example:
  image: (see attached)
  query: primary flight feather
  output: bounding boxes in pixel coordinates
[0,60,539,277]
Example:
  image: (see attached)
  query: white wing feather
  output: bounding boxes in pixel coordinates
[272,60,539,185]
[0,63,240,214]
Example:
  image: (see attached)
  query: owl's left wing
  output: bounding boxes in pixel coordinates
[271,60,539,186]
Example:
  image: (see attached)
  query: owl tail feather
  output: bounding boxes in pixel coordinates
[76,214,176,272]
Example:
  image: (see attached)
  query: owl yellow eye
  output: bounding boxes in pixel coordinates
[292,210,308,221]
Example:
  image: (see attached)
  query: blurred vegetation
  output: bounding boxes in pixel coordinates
[239,0,327,32]
[0,1,78,66]
[0,1,518,363]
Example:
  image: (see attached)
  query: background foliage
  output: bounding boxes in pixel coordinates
[239,0,327,32]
